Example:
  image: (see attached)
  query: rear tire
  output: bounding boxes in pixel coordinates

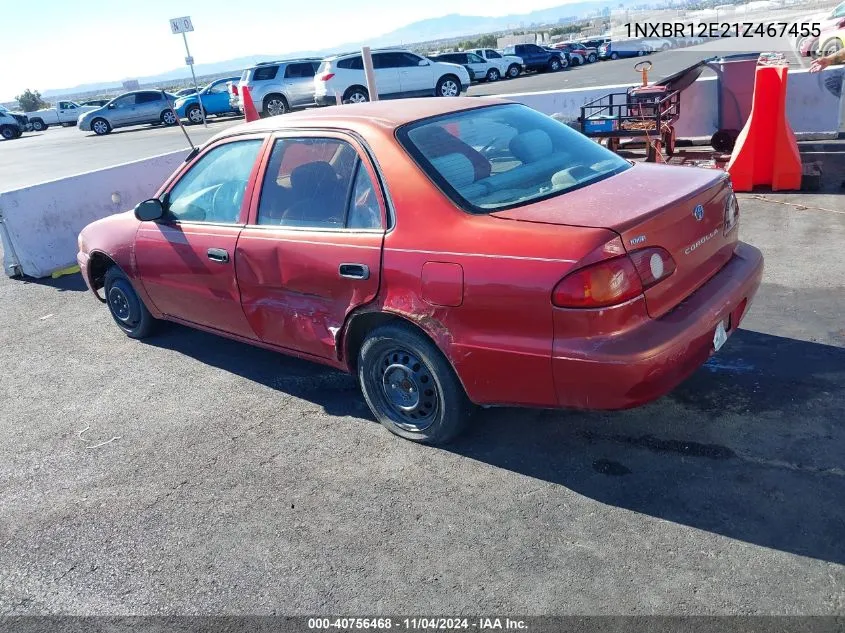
[104,266,155,339]
[358,322,473,445]
[342,86,369,103]
[91,118,111,135]
[263,94,289,117]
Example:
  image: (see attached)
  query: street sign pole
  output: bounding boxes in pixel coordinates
[169,16,207,127]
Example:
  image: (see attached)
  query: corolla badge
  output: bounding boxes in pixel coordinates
[693,204,705,221]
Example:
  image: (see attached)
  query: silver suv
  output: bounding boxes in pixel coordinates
[233,58,322,117]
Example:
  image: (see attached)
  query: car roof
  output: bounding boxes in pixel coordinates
[251,57,320,68]
[210,97,509,142]
[326,47,414,60]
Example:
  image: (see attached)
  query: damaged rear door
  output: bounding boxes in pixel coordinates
[235,132,386,360]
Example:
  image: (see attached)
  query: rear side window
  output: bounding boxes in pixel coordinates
[337,56,363,70]
[285,62,317,78]
[398,104,630,214]
[503,47,515,55]
[136,92,162,104]
[252,65,278,81]
[256,138,380,229]
[486,50,501,58]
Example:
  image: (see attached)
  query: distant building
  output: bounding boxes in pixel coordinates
[122,80,140,91]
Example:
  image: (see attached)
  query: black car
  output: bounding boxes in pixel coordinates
[502,44,568,72]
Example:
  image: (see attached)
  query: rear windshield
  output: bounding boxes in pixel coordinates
[397,104,631,214]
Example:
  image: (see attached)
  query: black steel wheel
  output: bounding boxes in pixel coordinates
[358,322,473,445]
[104,266,155,339]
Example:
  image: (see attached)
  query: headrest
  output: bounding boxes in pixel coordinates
[430,153,476,189]
[509,129,553,163]
[290,161,338,190]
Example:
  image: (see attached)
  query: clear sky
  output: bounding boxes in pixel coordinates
[2,0,565,101]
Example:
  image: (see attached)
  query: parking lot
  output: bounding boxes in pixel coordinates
[0,39,811,193]
[1,137,843,615]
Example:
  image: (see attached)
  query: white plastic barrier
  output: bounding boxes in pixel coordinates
[496,66,845,139]
[0,150,188,278]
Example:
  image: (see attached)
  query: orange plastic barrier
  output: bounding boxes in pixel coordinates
[241,86,260,123]
[725,62,801,192]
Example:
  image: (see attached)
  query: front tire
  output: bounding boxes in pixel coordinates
[161,109,178,126]
[1,125,17,140]
[507,64,521,78]
[486,67,501,82]
[358,323,473,445]
[91,118,111,135]
[610,52,619,60]
[822,37,843,56]
[30,118,47,131]
[104,266,155,339]
[436,75,461,97]
[549,58,562,71]
[186,104,204,124]
[588,53,598,63]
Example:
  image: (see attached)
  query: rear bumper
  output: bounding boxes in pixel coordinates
[552,241,764,410]
[315,94,336,107]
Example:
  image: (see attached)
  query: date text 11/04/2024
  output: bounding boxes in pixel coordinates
[623,22,821,38]
[307,618,528,630]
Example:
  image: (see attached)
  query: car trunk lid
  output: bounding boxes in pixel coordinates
[491,163,738,318]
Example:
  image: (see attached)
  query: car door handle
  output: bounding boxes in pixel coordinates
[339,263,369,280]
[207,248,229,263]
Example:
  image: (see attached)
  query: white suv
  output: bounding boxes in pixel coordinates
[314,49,471,105]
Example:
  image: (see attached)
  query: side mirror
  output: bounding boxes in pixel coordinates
[134,198,164,222]
[107,103,116,109]
[418,59,430,66]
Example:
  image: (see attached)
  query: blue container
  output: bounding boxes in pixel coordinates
[583,116,618,133]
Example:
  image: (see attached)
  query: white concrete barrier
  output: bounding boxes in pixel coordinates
[0,150,188,278]
[496,65,845,139]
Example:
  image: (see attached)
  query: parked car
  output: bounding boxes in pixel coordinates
[818,24,845,55]
[796,1,845,55]
[175,76,241,124]
[76,98,762,445]
[80,99,110,107]
[77,90,179,136]
[0,105,28,140]
[472,48,524,78]
[232,58,322,117]
[25,100,99,131]
[642,38,674,52]
[501,44,567,72]
[429,52,502,82]
[314,49,470,105]
[578,38,610,50]
[552,43,593,65]
[598,40,649,60]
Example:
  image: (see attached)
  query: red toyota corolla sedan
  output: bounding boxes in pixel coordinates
[77,98,763,444]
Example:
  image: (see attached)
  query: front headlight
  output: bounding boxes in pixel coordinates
[77,232,87,253]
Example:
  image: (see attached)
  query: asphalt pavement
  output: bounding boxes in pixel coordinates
[0,145,843,615]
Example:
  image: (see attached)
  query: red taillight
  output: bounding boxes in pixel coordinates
[318,72,335,82]
[232,85,239,96]
[628,247,677,289]
[552,256,643,308]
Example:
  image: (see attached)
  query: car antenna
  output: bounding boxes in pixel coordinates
[161,90,199,161]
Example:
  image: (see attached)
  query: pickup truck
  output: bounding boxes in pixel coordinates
[501,43,567,72]
[26,100,98,131]
[0,105,28,140]
[471,48,524,78]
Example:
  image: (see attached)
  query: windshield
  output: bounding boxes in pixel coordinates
[397,104,631,214]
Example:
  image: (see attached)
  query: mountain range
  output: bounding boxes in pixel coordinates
[42,0,629,98]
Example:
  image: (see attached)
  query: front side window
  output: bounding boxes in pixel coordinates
[398,104,630,213]
[113,94,136,107]
[165,139,264,224]
[486,50,502,58]
[256,137,381,229]
[467,53,485,64]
